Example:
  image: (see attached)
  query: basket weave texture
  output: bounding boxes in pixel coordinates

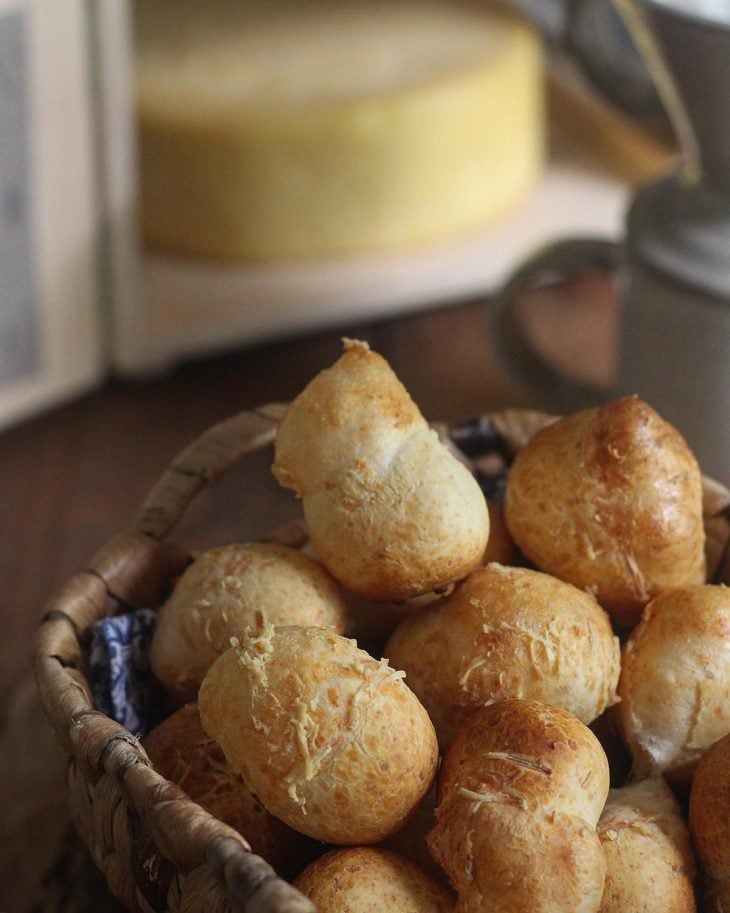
[33,406,730,913]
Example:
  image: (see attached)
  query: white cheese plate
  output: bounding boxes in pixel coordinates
[117,157,629,374]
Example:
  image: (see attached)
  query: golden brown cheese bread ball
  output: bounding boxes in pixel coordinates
[689,733,730,913]
[294,847,455,913]
[482,499,517,566]
[198,624,438,845]
[504,396,706,628]
[330,503,514,651]
[273,339,489,601]
[384,563,620,748]
[590,709,633,788]
[598,778,697,913]
[428,700,610,913]
[149,542,348,702]
[342,589,445,654]
[302,534,449,650]
[380,782,444,882]
[142,703,314,879]
[616,585,730,784]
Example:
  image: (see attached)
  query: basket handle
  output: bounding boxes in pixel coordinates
[33,403,319,913]
[133,403,288,540]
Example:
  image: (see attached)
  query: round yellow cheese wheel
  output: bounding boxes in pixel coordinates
[135,0,544,262]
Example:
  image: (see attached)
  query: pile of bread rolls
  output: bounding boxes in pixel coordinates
[145,339,730,913]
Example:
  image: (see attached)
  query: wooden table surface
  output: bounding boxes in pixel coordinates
[0,282,615,913]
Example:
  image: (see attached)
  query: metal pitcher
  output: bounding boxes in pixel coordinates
[492,0,730,483]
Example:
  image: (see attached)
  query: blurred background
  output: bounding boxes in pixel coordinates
[0,0,710,909]
[0,0,675,433]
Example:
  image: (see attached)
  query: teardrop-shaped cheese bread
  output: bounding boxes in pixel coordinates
[273,340,490,600]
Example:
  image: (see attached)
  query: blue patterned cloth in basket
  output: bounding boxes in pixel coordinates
[87,609,163,737]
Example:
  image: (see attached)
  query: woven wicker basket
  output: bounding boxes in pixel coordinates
[34,405,730,913]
